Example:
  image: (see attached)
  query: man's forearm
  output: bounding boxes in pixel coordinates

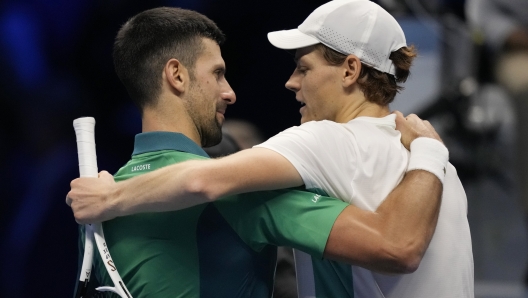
[370,138,447,272]
[376,169,442,270]
[112,160,210,217]
[111,148,303,218]
[69,147,305,223]
[324,170,442,274]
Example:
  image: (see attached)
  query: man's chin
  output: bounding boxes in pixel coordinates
[202,124,223,148]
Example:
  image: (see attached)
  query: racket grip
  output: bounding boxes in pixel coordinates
[73,117,98,178]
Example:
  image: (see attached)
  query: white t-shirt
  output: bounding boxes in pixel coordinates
[255,114,474,298]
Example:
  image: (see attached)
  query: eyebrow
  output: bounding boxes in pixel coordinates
[293,51,307,64]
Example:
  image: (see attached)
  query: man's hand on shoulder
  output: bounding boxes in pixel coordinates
[393,111,443,150]
[66,170,118,224]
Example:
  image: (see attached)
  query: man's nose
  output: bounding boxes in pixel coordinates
[285,73,299,92]
[222,89,236,105]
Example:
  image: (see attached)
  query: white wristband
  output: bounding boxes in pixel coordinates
[407,137,449,183]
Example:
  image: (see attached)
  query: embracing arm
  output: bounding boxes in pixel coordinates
[67,146,303,223]
[122,147,301,205]
[323,112,446,273]
[324,169,441,274]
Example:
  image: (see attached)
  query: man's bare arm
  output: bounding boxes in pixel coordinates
[67,146,304,224]
[324,169,441,274]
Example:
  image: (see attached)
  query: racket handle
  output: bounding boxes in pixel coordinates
[73,117,98,178]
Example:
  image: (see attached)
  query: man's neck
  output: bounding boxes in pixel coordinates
[141,105,202,147]
[334,95,390,123]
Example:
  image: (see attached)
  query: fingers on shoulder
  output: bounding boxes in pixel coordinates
[392,110,404,119]
[393,111,407,128]
[422,120,434,129]
[405,113,422,124]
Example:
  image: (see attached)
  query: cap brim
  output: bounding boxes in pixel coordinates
[267,29,320,50]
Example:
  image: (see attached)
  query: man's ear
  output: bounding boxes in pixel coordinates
[342,55,362,87]
[164,58,187,93]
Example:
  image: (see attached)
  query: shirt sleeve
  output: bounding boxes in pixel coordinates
[214,188,349,259]
[255,121,357,199]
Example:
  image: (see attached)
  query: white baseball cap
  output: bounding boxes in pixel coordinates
[267,0,407,75]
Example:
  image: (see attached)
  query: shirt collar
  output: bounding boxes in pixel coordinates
[132,131,209,158]
[352,114,396,128]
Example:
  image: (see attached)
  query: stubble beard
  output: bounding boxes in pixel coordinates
[188,82,223,148]
[201,116,222,148]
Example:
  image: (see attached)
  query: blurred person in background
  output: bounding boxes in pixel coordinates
[222,119,265,150]
[466,0,528,287]
[203,132,241,158]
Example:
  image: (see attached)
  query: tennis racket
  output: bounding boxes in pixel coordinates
[73,117,132,298]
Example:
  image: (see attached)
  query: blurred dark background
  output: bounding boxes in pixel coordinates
[1,0,527,297]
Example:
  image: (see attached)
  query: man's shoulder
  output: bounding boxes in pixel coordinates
[299,120,346,131]
[279,117,396,140]
[264,121,348,147]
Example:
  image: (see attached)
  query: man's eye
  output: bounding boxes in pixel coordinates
[297,67,307,74]
[214,69,225,78]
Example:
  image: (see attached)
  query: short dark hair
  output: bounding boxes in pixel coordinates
[113,7,225,111]
[315,44,417,105]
